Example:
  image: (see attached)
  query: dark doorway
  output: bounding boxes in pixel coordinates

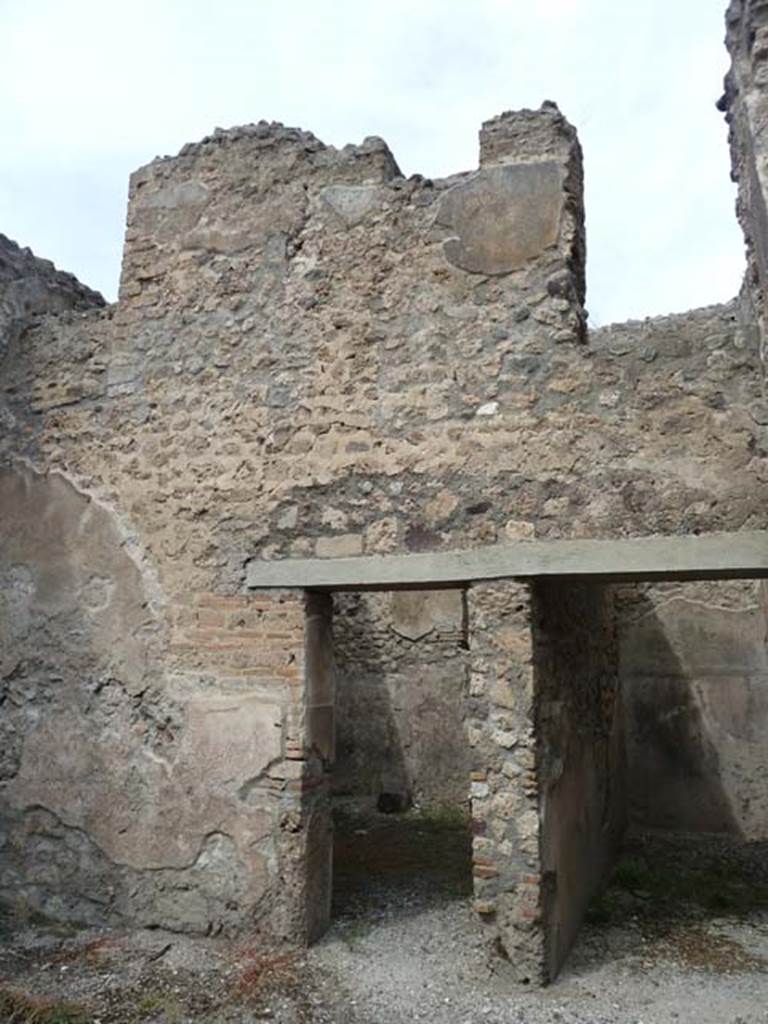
[329,589,473,930]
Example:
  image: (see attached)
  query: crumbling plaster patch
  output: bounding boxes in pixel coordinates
[0,465,297,933]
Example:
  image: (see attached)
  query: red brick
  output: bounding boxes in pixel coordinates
[473,865,499,879]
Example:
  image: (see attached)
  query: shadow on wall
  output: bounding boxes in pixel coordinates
[0,465,289,937]
[332,593,412,813]
[532,580,626,982]
[331,590,471,816]
[619,582,768,839]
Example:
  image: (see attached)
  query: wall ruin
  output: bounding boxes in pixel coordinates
[620,579,768,838]
[1,1,768,985]
[333,589,469,814]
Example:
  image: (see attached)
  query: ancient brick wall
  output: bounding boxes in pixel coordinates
[3,116,763,584]
[0,106,592,938]
[593,305,768,842]
[465,581,542,982]
[723,0,768,366]
[462,578,622,985]
[0,428,329,942]
[1,79,767,947]
[333,295,768,840]
[0,234,103,358]
[0,467,326,938]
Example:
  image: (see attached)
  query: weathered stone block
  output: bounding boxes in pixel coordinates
[316,534,364,559]
[437,163,564,275]
[389,588,464,641]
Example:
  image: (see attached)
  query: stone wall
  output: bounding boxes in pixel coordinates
[0,467,327,938]
[0,106,594,937]
[465,581,542,982]
[723,0,768,363]
[464,579,623,984]
[333,589,469,813]
[591,301,768,843]
[1,60,767,953]
[331,296,768,843]
[3,116,763,581]
[0,234,103,358]
[532,581,624,982]
[0,463,329,939]
[619,579,768,840]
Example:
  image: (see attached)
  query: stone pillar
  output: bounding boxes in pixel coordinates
[260,589,334,945]
[168,588,334,943]
[467,578,624,985]
[466,580,544,984]
[477,102,586,343]
[303,591,335,942]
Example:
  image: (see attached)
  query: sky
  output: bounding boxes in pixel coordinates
[0,0,744,326]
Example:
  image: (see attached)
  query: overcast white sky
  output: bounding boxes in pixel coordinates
[0,0,744,325]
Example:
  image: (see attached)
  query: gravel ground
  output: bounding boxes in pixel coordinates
[1,824,767,1024]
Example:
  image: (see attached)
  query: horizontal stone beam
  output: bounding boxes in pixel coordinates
[246,531,768,591]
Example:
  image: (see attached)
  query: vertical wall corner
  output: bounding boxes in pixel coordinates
[532,580,625,982]
[301,589,335,943]
[466,579,546,984]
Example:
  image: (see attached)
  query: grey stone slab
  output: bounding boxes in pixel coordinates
[246,531,768,591]
[436,162,563,275]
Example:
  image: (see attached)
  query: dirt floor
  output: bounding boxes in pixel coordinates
[1,821,767,1024]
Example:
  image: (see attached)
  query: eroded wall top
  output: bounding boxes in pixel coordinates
[722,0,768,368]
[2,106,765,609]
[0,234,104,356]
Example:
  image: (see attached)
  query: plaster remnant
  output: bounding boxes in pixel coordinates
[437,163,563,275]
[321,184,383,226]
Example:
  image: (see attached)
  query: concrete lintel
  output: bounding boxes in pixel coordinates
[246,531,768,591]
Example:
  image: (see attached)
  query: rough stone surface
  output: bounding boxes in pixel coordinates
[532,580,625,982]
[2,23,768,988]
[333,590,469,812]
[722,0,768,368]
[620,579,768,839]
[0,234,103,358]
[465,580,542,982]
[0,107,598,950]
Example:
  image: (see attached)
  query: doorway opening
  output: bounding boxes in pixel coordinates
[329,589,473,933]
[292,540,768,982]
[576,578,768,975]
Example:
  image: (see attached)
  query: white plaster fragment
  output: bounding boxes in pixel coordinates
[475,401,499,417]
[492,729,518,749]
